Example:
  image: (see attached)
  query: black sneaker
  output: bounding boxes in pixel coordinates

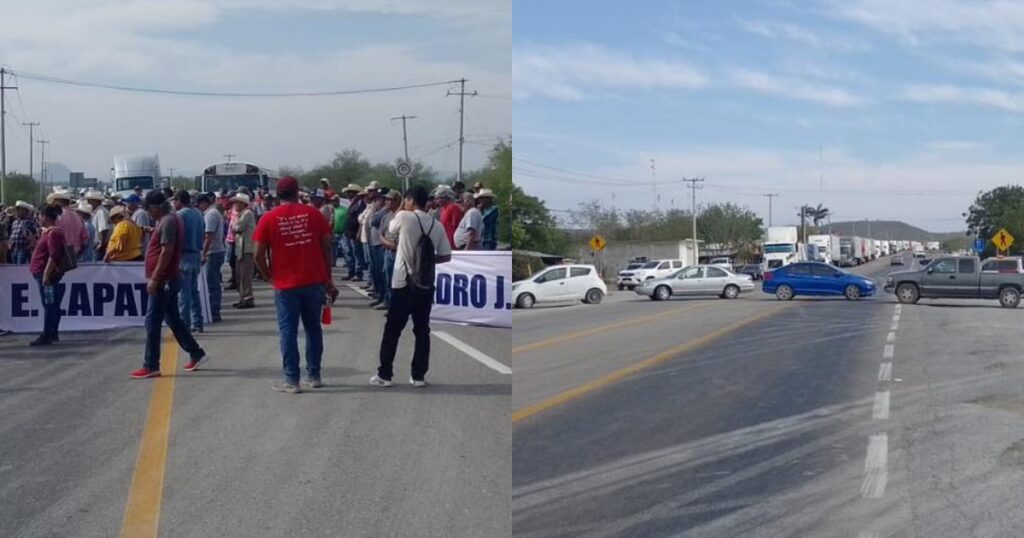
[29,336,53,347]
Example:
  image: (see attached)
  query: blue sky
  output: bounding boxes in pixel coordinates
[0,0,509,182]
[514,0,1024,231]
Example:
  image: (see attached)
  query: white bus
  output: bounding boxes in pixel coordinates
[113,153,160,197]
[196,162,278,193]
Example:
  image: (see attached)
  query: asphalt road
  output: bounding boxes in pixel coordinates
[0,268,509,538]
[513,253,1024,537]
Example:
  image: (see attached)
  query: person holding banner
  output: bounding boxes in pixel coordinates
[370,185,452,388]
[28,205,68,347]
[131,191,208,379]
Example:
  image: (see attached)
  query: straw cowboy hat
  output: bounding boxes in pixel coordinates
[46,191,71,203]
[15,200,35,211]
[109,205,127,219]
[366,180,381,190]
[231,193,251,206]
[73,203,93,216]
[474,188,495,199]
[84,191,104,202]
[341,183,362,194]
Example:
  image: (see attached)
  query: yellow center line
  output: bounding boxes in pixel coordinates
[120,331,179,538]
[512,301,718,355]
[512,303,796,423]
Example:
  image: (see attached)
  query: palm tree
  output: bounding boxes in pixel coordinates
[811,203,830,227]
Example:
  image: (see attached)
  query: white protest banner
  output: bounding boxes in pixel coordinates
[0,262,211,333]
[432,250,511,329]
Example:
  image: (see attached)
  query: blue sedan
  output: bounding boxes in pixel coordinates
[762,262,877,301]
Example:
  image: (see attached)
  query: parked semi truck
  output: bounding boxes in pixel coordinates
[808,234,841,266]
[763,226,801,270]
[113,154,160,198]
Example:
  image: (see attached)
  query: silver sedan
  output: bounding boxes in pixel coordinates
[635,265,756,301]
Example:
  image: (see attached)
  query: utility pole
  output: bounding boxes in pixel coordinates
[390,114,417,192]
[683,177,705,265]
[223,153,235,164]
[1,68,19,206]
[446,78,476,185]
[38,139,48,197]
[22,121,38,182]
[763,193,778,227]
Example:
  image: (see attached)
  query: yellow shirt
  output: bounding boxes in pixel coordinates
[108,220,143,261]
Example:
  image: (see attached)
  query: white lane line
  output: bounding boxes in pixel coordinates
[890,322,898,331]
[894,305,901,313]
[345,283,372,299]
[883,344,894,359]
[878,362,892,382]
[861,434,889,498]
[886,331,895,342]
[872,391,890,419]
[892,314,900,322]
[858,533,880,538]
[434,331,512,375]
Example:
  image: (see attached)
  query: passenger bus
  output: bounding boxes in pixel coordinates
[196,162,278,193]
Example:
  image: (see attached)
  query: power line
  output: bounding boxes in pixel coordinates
[11,69,463,98]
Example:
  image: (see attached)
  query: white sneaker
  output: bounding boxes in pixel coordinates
[410,378,428,388]
[369,375,393,387]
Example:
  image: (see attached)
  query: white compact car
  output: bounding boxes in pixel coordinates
[513,264,608,309]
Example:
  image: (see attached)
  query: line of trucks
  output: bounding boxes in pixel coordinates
[762,226,937,270]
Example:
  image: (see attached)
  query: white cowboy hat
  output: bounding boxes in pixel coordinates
[109,205,127,219]
[15,200,35,211]
[341,183,362,194]
[84,191,104,201]
[474,188,495,199]
[366,180,381,190]
[73,203,93,216]
[231,193,251,205]
[46,191,71,203]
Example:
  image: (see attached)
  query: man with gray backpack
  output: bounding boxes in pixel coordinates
[370,185,452,387]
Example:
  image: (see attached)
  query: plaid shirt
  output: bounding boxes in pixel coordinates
[9,218,37,253]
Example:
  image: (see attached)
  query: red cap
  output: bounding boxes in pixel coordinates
[277,176,299,196]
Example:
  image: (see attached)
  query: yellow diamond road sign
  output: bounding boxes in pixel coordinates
[993,228,1015,251]
[589,234,607,252]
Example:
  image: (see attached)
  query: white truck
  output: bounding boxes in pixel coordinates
[808,234,841,266]
[872,239,882,260]
[881,241,891,257]
[926,241,941,251]
[911,241,924,255]
[763,226,801,270]
[113,154,160,198]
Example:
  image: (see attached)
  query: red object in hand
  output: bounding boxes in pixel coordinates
[321,304,332,325]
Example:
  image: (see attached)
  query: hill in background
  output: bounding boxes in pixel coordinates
[826,220,966,242]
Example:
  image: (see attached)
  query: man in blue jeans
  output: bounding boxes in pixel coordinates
[132,191,207,379]
[197,194,225,322]
[254,177,337,394]
[173,190,206,332]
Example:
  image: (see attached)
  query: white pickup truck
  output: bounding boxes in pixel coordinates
[618,259,684,289]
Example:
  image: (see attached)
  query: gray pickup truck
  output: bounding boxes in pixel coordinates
[884,256,1024,307]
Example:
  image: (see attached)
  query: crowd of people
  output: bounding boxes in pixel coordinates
[0,176,497,390]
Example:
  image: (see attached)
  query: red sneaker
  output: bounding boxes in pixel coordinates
[184,355,209,372]
[131,367,161,379]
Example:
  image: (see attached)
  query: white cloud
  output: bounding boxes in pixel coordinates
[739,19,869,52]
[514,43,709,101]
[829,0,1024,52]
[729,68,867,107]
[0,1,509,179]
[901,84,1024,112]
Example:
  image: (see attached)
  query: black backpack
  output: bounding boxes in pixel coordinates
[408,214,437,294]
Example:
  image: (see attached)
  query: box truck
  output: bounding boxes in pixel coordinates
[808,234,841,266]
[113,154,160,198]
[763,226,801,270]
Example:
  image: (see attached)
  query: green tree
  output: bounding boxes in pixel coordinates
[697,203,764,248]
[2,172,43,207]
[965,185,1024,257]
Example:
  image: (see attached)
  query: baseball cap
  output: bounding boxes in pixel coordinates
[144,190,167,207]
[277,176,299,196]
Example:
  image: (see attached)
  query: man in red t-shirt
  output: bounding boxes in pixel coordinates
[437,187,463,247]
[254,176,337,394]
[132,190,208,379]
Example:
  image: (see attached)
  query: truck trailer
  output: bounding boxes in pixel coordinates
[808,234,841,266]
[763,226,801,270]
